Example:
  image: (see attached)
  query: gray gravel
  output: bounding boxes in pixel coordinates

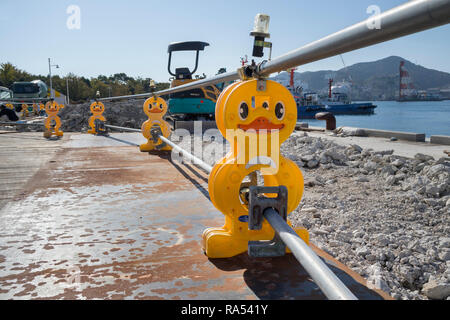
[282,132,450,300]
[59,99,147,132]
[194,130,449,299]
[0,100,148,133]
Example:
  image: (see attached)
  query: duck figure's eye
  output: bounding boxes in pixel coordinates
[275,102,285,120]
[262,102,269,110]
[239,102,249,120]
[159,104,163,109]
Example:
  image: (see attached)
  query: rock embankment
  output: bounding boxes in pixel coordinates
[59,99,147,132]
[282,132,449,300]
[0,100,148,132]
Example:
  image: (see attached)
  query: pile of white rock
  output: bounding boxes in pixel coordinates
[282,132,450,300]
[0,100,148,132]
[58,99,147,132]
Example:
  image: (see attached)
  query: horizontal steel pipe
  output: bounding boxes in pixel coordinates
[104,124,142,132]
[258,0,450,76]
[104,124,213,172]
[0,122,44,126]
[97,71,238,102]
[264,208,358,300]
[97,0,450,102]
[0,98,52,103]
[158,135,213,173]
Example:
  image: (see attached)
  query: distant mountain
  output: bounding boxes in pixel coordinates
[272,56,450,100]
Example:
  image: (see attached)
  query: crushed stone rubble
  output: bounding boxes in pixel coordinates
[282,132,450,300]
[196,130,449,300]
[58,99,147,132]
[0,100,147,132]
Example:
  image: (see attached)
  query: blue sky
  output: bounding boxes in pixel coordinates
[1,0,449,82]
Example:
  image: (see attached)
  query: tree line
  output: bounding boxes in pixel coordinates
[0,62,170,103]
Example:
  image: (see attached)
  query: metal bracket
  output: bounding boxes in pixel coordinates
[237,66,254,81]
[247,185,288,257]
[256,79,267,92]
[94,119,108,136]
[150,125,168,150]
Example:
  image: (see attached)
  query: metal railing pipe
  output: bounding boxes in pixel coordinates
[0,98,52,103]
[257,0,450,76]
[97,71,238,102]
[0,122,44,126]
[158,135,213,173]
[264,208,358,300]
[97,0,450,102]
[104,124,213,172]
[104,124,142,132]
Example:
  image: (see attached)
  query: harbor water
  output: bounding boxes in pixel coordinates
[301,100,450,137]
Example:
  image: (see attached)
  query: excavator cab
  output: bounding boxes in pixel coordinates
[166,41,221,121]
[168,41,209,80]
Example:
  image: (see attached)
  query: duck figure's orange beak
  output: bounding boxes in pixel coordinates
[238,117,284,132]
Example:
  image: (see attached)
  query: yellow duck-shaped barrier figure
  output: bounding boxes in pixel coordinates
[39,103,45,115]
[87,101,106,134]
[5,103,14,110]
[139,96,172,152]
[203,79,308,258]
[43,101,64,138]
[32,103,40,115]
[21,104,29,118]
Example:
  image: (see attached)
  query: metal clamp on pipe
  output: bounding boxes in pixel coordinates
[94,118,108,136]
[248,186,288,258]
[263,207,358,300]
[150,125,169,151]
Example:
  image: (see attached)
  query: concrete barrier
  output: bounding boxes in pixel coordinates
[361,128,425,142]
[430,135,450,146]
[296,125,325,132]
[295,122,309,130]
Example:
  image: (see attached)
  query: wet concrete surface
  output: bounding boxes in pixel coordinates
[0,133,391,300]
[0,132,66,210]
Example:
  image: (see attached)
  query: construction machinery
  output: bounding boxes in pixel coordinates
[165,41,230,128]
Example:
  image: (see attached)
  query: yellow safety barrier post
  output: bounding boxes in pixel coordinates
[32,103,40,115]
[202,78,308,258]
[39,103,45,116]
[21,104,29,118]
[87,101,106,135]
[43,101,64,138]
[139,96,172,151]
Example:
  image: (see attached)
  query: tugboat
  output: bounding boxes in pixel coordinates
[282,69,377,119]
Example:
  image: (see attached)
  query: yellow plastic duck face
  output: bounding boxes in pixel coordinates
[88,102,106,134]
[216,79,297,144]
[203,79,307,259]
[143,97,168,118]
[44,101,64,138]
[139,96,172,152]
[90,101,105,115]
[45,101,63,115]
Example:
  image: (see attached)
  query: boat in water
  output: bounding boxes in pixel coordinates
[287,77,377,119]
